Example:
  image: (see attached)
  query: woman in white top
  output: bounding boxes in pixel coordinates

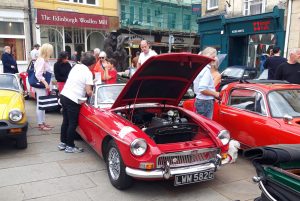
[34,43,53,131]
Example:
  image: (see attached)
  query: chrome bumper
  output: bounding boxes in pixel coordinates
[126,162,217,179]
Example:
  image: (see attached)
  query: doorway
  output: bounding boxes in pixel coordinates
[228,36,248,66]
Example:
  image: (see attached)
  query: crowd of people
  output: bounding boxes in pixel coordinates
[1,40,299,152]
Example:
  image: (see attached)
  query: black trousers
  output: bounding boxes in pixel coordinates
[60,95,81,147]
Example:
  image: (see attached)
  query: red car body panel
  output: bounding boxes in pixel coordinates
[184,82,300,148]
[77,53,229,185]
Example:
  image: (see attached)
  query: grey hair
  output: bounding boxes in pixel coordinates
[81,52,96,67]
[288,48,300,56]
[94,48,101,55]
[199,47,217,58]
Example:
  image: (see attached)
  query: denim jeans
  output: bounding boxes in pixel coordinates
[60,95,81,147]
[195,99,214,119]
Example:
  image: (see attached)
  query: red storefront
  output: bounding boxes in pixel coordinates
[35,9,119,58]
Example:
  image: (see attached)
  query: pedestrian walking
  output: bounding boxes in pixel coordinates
[193,47,220,119]
[263,46,286,80]
[103,58,118,84]
[58,52,95,153]
[54,51,72,93]
[34,43,54,131]
[30,44,40,60]
[1,46,18,74]
[275,48,300,84]
[137,40,157,68]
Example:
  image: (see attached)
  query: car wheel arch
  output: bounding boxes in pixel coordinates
[102,135,113,161]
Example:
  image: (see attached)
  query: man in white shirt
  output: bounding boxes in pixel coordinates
[30,44,40,60]
[58,52,95,153]
[194,47,219,119]
[137,40,157,68]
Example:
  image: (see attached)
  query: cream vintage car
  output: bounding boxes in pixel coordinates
[0,73,28,149]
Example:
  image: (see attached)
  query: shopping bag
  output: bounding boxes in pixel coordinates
[38,95,60,111]
[28,62,51,88]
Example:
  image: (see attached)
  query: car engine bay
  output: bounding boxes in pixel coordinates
[115,107,208,144]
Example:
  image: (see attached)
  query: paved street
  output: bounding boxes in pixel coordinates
[0,100,261,201]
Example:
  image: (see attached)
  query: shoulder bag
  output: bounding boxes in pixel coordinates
[28,61,52,88]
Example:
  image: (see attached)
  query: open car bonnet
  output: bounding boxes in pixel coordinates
[112,53,213,109]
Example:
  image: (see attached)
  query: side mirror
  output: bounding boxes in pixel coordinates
[283,114,293,124]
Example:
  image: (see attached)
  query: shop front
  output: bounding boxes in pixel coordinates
[35,9,119,58]
[0,9,30,72]
[197,6,285,71]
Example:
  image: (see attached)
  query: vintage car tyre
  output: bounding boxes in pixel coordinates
[106,140,133,190]
[16,133,27,149]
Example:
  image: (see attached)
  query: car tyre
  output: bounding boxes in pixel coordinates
[16,133,27,149]
[106,140,132,189]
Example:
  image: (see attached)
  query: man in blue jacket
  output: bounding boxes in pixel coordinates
[1,46,18,74]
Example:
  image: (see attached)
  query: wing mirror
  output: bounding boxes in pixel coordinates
[283,114,293,124]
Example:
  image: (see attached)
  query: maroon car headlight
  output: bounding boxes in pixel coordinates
[9,109,23,122]
[130,138,147,156]
[218,130,230,145]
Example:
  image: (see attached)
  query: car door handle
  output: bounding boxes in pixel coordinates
[220,111,237,116]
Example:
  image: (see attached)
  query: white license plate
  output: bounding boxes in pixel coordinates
[174,170,214,186]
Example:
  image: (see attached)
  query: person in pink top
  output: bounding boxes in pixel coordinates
[34,43,54,131]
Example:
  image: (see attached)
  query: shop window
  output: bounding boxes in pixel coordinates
[147,9,151,24]
[0,22,24,35]
[0,39,25,61]
[243,0,266,16]
[139,7,143,23]
[247,33,276,70]
[130,6,135,24]
[168,13,176,29]
[183,14,191,30]
[121,5,126,21]
[207,0,219,11]
[60,0,96,5]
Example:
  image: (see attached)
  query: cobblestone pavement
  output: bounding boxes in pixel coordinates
[0,100,261,201]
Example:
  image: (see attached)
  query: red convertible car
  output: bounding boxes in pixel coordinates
[77,53,230,189]
[183,80,300,148]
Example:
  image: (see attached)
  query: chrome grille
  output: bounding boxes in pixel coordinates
[157,148,219,168]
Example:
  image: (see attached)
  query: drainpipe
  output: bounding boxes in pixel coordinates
[28,0,34,48]
[284,0,292,57]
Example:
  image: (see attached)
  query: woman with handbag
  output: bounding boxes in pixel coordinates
[34,43,54,131]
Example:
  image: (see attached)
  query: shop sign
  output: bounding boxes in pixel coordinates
[161,36,194,45]
[123,34,154,42]
[229,18,274,36]
[231,29,245,34]
[253,20,271,32]
[37,9,109,29]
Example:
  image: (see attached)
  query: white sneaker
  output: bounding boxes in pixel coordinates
[57,142,66,150]
[65,146,84,153]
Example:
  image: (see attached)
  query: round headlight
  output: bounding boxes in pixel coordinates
[130,138,147,156]
[9,109,23,122]
[218,130,230,145]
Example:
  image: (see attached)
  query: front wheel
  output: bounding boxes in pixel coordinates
[106,140,132,190]
[16,133,27,149]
